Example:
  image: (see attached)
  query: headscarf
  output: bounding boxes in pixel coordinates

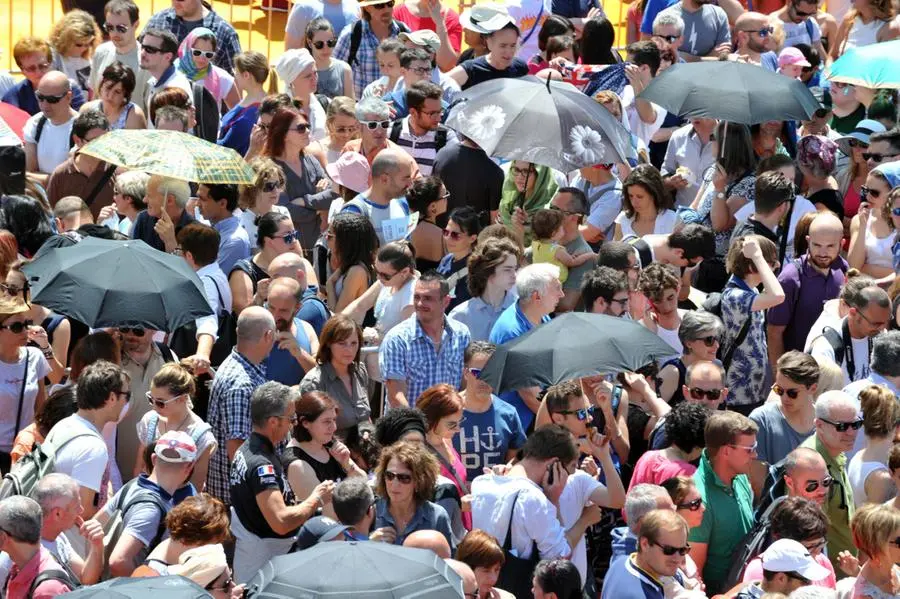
[175,28,222,99]
[874,161,900,190]
[499,164,559,244]
[275,48,315,92]
[797,135,837,176]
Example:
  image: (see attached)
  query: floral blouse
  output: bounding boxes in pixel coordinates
[696,168,756,257]
[721,277,767,407]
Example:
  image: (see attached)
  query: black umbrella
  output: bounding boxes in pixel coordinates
[245,542,463,599]
[637,61,821,124]
[479,313,676,393]
[445,76,636,171]
[21,237,212,332]
[64,575,211,598]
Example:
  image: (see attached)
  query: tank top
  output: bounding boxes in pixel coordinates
[263,319,313,385]
[864,217,896,269]
[280,444,345,488]
[847,456,889,507]
[532,240,568,283]
[846,17,887,50]
[316,61,347,98]
[230,258,268,294]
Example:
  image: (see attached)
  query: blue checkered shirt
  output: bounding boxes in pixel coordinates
[206,349,267,504]
[378,315,470,406]
[333,19,407,98]
[143,8,241,74]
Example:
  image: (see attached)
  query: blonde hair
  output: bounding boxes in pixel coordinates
[851,503,900,560]
[239,157,287,211]
[49,9,101,58]
[234,51,270,84]
[813,356,845,396]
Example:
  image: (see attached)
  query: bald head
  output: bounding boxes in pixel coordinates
[403,530,451,559]
[446,559,478,597]
[268,253,308,289]
[269,277,303,303]
[784,447,826,474]
[39,70,70,91]
[734,11,769,30]
[36,71,72,116]
[371,148,413,178]
[808,212,843,239]
[236,306,276,343]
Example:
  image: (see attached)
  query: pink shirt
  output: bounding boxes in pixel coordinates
[627,450,697,490]
[6,547,72,599]
[439,444,472,530]
[742,553,837,589]
[392,6,462,52]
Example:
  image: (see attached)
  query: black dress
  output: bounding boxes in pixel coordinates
[281,444,346,490]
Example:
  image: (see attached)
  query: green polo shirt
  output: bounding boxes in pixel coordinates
[800,434,856,574]
[688,450,755,595]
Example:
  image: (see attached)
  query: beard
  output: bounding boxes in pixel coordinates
[748,38,768,53]
[809,253,836,269]
[276,318,292,332]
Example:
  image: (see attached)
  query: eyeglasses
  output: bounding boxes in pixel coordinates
[119,326,146,337]
[141,45,165,54]
[408,66,431,76]
[21,62,51,74]
[863,152,900,163]
[104,23,130,33]
[292,123,311,134]
[847,139,867,149]
[205,572,235,593]
[467,367,483,378]
[146,391,184,409]
[803,476,833,493]
[688,387,722,400]
[772,383,803,399]
[677,498,703,511]
[36,92,66,104]
[554,406,595,421]
[445,417,466,430]
[654,34,680,43]
[0,320,33,334]
[262,180,283,193]
[729,441,758,453]
[860,185,882,199]
[384,470,413,484]
[361,119,391,130]
[443,229,462,241]
[511,166,536,177]
[376,268,398,281]
[191,48,215,59]
[274,230,300,244]
[312,38,338,50]
[652,542,691,556]
[419,109,443,118]
[820,417,864,432]
[0,282,24,296]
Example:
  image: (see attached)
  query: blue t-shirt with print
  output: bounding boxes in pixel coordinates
[453,396,527,482]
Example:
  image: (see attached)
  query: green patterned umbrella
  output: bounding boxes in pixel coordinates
[79,129,255,184]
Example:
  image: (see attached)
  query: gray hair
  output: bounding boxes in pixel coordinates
[115,171,150,204]
[653,11,684,35]
[685,360,726,386]
[516,263,560,302]
[841,278,888,310]
[789,587,837,599]
[625,484,670,533]
[814,390,860,420]
[250,381,297,427]
[333,477,375,525]
[355,97,390,121]
[236,306,276,343]
[34,473,80,514]
[870,330,900,378]
[151,175,191,209]
[0,496,43,544]
[678,311,724,352]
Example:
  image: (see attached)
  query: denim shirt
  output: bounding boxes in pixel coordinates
[374,497,453,548]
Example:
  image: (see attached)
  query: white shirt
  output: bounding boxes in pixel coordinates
[195,262,233,340]
[661,124,717,207]
[621,84,667,146]
[734,195,816,263]
[471,474,571,561]
[145,69,193,128]
[507,0,553,63]
[23,112,75,174]
[808,317,871,385]
[49,414,108,492]
[0,347,50,451]
[558,470,604,585]
[615,209,679,239]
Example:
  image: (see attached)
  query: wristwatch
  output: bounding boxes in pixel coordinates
[715,191,726,200]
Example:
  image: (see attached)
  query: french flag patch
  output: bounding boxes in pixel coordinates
[257,465,275,477]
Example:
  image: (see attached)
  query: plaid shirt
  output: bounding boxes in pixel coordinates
[379,315,470,406]
[333,19,407,98]
[206,349,267,504]
[143,8,241,74]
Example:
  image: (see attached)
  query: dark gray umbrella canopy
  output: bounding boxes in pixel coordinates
[479,313,677,393]
[446,76,636,171]
[65,575,212,598]
[637,61,821,124]
[21,237,213,332]
[245,542,464,599]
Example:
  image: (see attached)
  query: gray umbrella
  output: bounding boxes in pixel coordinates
[445,76,636,171]
[637,61,821,124]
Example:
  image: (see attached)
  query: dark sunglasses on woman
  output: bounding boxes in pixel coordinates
[312,39,337,50]
[0,320,34,334]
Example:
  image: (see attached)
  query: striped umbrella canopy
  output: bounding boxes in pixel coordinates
[79,129,255,184]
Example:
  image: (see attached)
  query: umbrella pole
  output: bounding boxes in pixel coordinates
[720,120,728,159]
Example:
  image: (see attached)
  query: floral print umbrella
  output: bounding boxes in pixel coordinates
[79,129,255,184]
[446,76,636,171]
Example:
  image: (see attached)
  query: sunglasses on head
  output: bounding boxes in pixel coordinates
[191,48,215,59]
[653,542,691,556]
[361,119,391,130]
[36,92,66,104]
[677,498,703,511]
[0,320,33,334]
[821,417,864,432]
[21,62,51,74]
[688,387,722,400]
[262,180,283,193]
[104,23,130,33]
[312,39,337,50]
[772,383,803,399]
[119,326,146,337]
[384,470,412,484]
[555,406,595,421]
[803,476,833,493]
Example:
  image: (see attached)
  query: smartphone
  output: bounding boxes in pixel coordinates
[324,440,335,449]
[546,460,556,486]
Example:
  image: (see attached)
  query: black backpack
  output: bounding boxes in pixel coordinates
[347,20,409,66]
[389,120,449,152]
[34,115,75,149]
[25,565,80,598]
[814,326,845,365]
[701,284,752,370]
[721,496,785,591]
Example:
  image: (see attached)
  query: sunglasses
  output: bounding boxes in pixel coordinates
[511,166,537,177]
[104,23,130,33]
[792,5,816,17]
[262,180,283,193]
[742,26,774,37]
[373,0,396,7]
[36,92,66,104]
[0,320,34,334]
[860,185,882,199]
[677,498,703,511]
[847,139,867,149]
[119,326,146,337]
[443,229,463,241]
[694,335,719,347]
[772,383,802,399]
[655,34,679,43]
[467,367,483,378]
[688,387,722,400]
[729,441,759,453]
[361,119,391,130]
[803,476,833,493]
[141,45,165,54]
[820,417,864,432]
[0,282,24,296]
[146,391,183,409]
[891,537,900,547]
[22,62,51,74]
[332,126,356,135]
[312,39,337,50]
[191,48,215,59]
[376,268,398,281]
[555,406,595,421]
[274,230,300,244]
[653,542,691,556]
[863,152,900,163]
[384,470,413,484]
[892,207,900,217]
[292,123,311,134]
[549,204,584,217]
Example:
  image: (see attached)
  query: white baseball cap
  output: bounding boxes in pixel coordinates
[760,539,831,582]
[460,4,514,34]
[154,431,198,464]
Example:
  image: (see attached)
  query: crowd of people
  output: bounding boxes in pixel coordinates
[0,0,899,597]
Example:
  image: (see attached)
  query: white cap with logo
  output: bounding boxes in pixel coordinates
[760,539,831,582]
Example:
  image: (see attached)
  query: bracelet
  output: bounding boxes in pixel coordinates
[41,346,54,358]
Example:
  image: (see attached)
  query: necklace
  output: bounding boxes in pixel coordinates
[163,411,192,435]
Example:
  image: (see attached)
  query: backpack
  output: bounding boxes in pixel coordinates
[168,276,236,367]
[817,326,845,366]
[34,115,75,149]
[101,478,171,579]
[347,20,409,67]
[0,423,103,501]
[26,566,80,598]
[191,82,220,144]
[754,457,789,522]
[701,284,752,370]
[389,120,449,152]
[722,496,785,590]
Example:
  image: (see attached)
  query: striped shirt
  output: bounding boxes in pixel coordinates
[389,118,456,176]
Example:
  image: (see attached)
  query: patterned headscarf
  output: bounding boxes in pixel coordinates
[175,28,222,98]
[797,135,837,176]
